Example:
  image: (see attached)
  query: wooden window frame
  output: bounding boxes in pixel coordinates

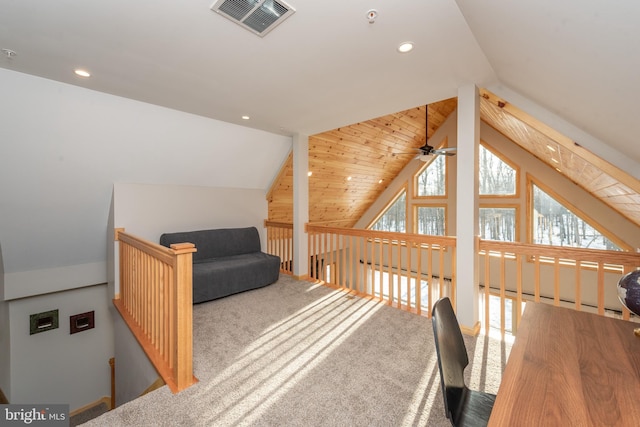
[526,173,631,251]
[413,137,449,199]
[367,184,408,231]
[479,204,520,242]
[413,203,448,236]
[479,140,520,199]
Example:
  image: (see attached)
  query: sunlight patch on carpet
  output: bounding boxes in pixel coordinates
[400,351,440,426]
[201,291,385,426]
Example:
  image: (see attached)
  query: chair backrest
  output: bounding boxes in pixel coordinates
[432,297,469,422]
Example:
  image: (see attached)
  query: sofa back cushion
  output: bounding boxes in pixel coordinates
[159,227,262,262]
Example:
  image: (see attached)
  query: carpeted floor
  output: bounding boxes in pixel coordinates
[83,275,511,426]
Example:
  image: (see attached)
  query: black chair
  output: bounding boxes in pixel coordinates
[432,297,496,427]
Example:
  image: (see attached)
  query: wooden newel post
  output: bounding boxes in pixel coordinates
[170,242,197,391]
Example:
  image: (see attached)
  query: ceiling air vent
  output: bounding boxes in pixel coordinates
[211,0,296,37]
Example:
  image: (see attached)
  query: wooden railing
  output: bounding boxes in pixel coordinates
[479,240,640,336]
[306,224,457,317]
[265,221,293,275]
[113,228,197,393]
[263,222,640,336]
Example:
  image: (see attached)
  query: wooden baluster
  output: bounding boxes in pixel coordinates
[355,236,360,292]
[516,253,523,329]
[500,251,506,337]
[438,245,445,301]
[378,238,384,301]
[416,243,422,315]
[427,244,433,316]
[451,244,457,310]
[484,250,491,335]
[575,260,582,311]
[534,255,541,302]
[387,239,393,305]
[597,261,605,315]
[554,257,560,306]
[397,240,402,308]
[407,241,412,311]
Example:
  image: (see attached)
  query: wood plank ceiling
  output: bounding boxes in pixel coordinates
[268,90,640,229]
[267,98,458,227]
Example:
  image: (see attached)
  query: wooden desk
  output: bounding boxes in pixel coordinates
[489,302,640,426]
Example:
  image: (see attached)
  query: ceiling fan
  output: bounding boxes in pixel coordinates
[414,104,457,161]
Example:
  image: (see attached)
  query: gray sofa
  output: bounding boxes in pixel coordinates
[159,227,280,304]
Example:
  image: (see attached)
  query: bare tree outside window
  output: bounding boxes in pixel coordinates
[371,190,406,232]
[532,185,620,250]
[416,206,446,236]
[479,145,516,195]
[480,207,516,241]
[416,155,445,196]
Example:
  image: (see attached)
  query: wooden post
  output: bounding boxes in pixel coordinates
[170,243,196,392]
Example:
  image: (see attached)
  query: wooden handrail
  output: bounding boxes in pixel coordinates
[113,228,197,393]
[479,239,640,336]
[267,222,640,337]
[306,224,457,317]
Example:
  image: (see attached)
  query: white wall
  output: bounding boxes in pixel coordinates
[0,68,291,298]
[0,245,8,399]
[8,284,112,411]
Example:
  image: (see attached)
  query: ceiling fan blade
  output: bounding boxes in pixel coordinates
[432,146,457,156]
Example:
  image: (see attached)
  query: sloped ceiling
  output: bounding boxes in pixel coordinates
[2,0,638,169]
[0,0,494,137]
[455,0,640,166]
[268,99,458,226]
[268,90,640,230]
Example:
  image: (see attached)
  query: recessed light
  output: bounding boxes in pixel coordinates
[241,115,250,120]
[74,69,91,78]
[307,171,312,177]
[378,179,383,184]
[397,42,414,53]
[347,176,352,181]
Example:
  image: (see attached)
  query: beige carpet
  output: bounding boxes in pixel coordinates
[84,275,511,426]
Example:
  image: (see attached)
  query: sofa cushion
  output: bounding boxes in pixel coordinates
[160,227,262,262]
[192,252,280,303]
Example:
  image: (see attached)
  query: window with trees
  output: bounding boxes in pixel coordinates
[479,206,517,241]
[415,205,446,236]
[415,155,446,197]
[479,144,517,196]
[369,189,406,232]
[531,182,622,250]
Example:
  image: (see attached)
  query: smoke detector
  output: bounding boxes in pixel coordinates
[211,0,296,37]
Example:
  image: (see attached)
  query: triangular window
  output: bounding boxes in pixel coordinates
[370,189,406,232]
[532,184,621,250]
[479,144,516,196]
